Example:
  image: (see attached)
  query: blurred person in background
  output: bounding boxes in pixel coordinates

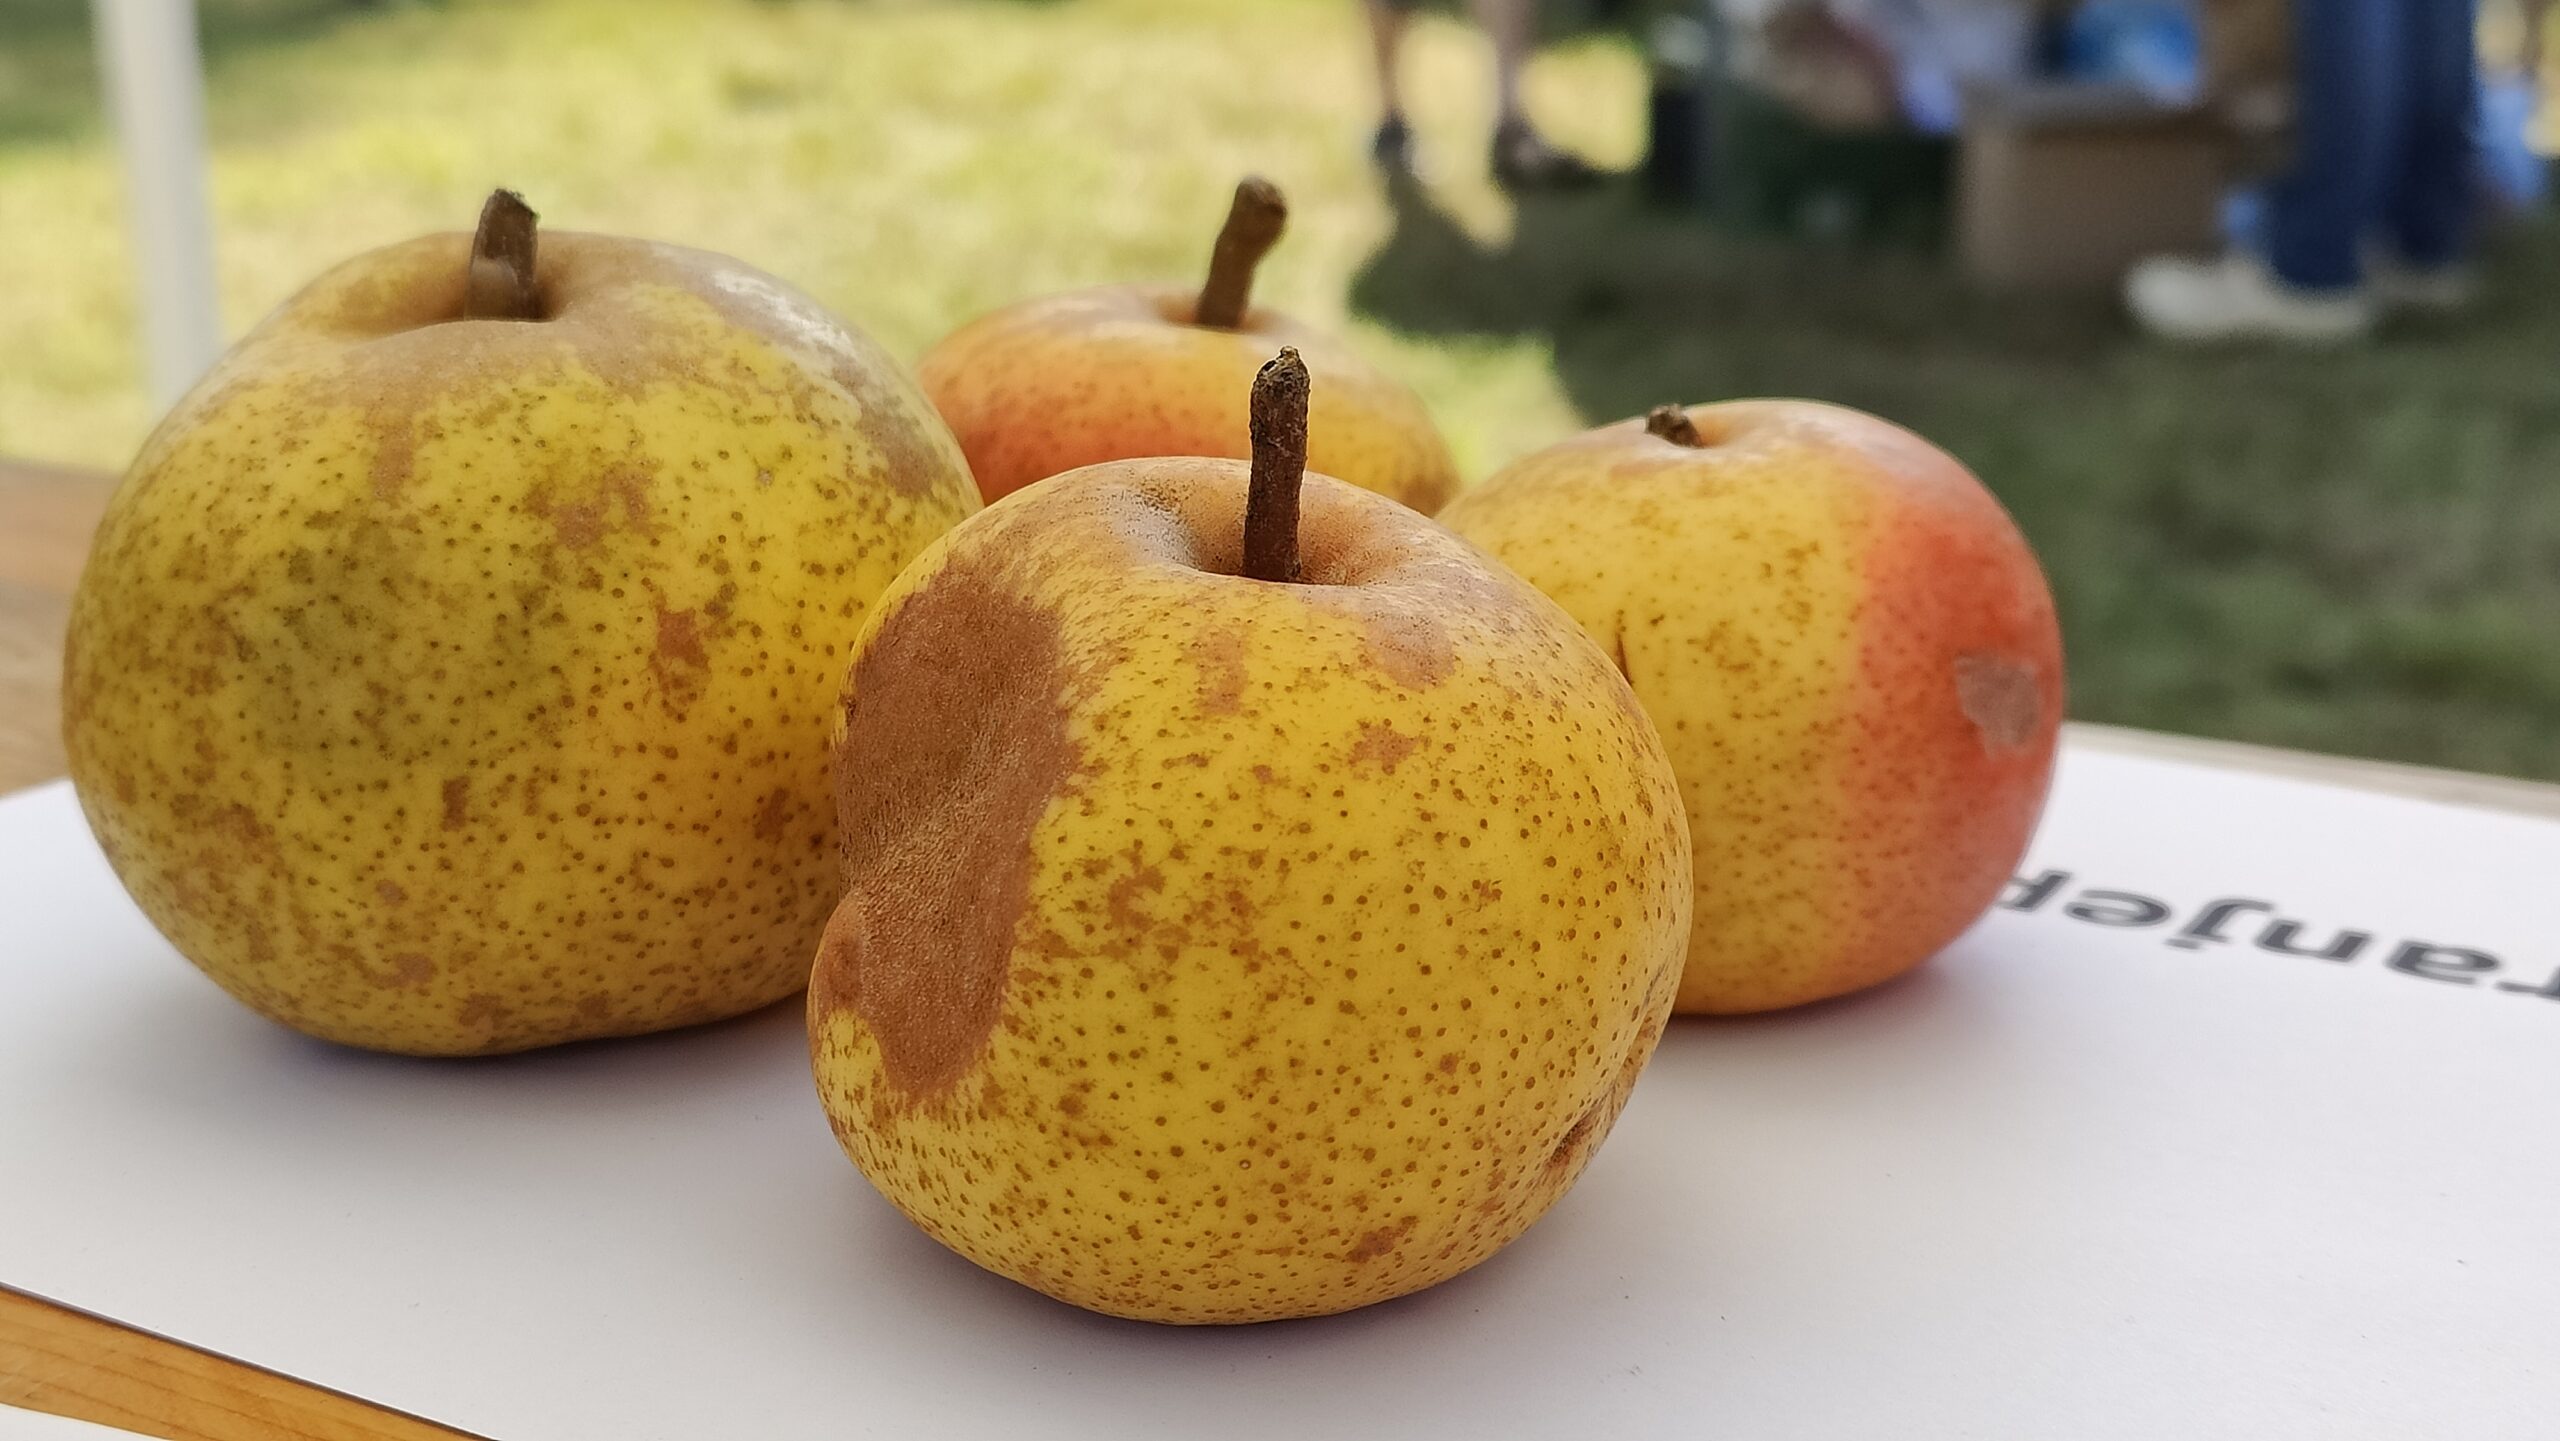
[2126,0,2482,343]
[1364,0,1610,187]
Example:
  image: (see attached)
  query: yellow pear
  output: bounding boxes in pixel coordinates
[809,352,1690,1323]
[1439,402,2064,1014]
[63,191,979,1054]
[917,178,1459,512]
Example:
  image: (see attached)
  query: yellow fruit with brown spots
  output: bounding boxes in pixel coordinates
[807,388,1691,1323]
[1438,401,2064,1015]
[62,197,978,1055]
[915,178,1458,513]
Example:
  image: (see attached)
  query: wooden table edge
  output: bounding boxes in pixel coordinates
[0,1284,483,1440]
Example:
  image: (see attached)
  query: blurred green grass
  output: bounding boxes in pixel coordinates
[4,0,2557,779]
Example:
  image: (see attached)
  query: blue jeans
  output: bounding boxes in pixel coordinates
[2265,0,2479,291]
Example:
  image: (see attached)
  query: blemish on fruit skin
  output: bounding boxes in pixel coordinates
[1105,857,1168,931]
[1343,1218,1416,1263]
[812,571,1078,1101]
[546,500,604,550]
[1955,652,2040,750]
[752,787,794,842]
[374,952,433,989]
[367,420,414,498]
[1347,720,1420,773]
[825,362,948,499]
[653,606,708,669]
[1189,627,1249,715]
[1350,609,1453,689]
[456,993,508,1028]
[1547,1095,1607,1170]
[440,778,470,830]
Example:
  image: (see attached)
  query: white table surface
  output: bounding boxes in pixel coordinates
[4,739,2556,1440]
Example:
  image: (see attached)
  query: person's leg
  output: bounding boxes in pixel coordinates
[1366,0,1410,123]
[2379,0,2481,274]
[1364,1,1419,172]
[1472,0,1604,187]
[1471,0,1532,127]
[2262,0,2400,291]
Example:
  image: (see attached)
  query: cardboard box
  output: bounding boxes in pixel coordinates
[1958,81,2228,289]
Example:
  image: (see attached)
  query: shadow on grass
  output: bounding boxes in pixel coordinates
[1349,167,2120,429]
[1349,171,2560,780]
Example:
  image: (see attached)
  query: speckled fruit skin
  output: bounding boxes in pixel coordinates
[61,229,979,1055]
[808,459,1689,1324]
[1437,401,2063,1015]
[915,285,1459,514]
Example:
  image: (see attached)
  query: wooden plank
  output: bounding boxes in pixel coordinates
[0,1286,479,1440]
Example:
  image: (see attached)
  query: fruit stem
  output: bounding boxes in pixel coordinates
[464,189,541,321]
[1243,347,1311,584]
[1194,177,1288,329]
[1646,405,1704,447]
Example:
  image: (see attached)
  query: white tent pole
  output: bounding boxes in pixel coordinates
[92,0,223,409]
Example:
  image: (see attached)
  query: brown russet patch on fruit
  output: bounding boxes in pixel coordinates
[529,464,656,554]
[647,596,720,719]
[456,993,510,1027]
[376,881,407,904]
[812,569,1079,1101]
[367,417,415,498]
[1354,607,1453,689]
[832,363,945,499]
[1189,626,1249,714]
[654,606,708,669]
[1955,651,2041,750]
[1343,1217,1415,1262]
[1105,854,1167,931]
[1346,720,1419,773]
[1548,1095,1608,1171]
[211,803,272,853]
[376,953,434,989]
[753,787,794,841]
[545,499,605,550]
[441,777,470,830]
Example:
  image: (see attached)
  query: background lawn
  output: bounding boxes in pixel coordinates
[4,0,2557,779]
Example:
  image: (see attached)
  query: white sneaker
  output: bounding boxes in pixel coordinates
[2369,254,2478,315]
[2124,253,2375,343]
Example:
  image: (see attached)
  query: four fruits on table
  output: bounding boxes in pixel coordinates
[58,182,2062,1324]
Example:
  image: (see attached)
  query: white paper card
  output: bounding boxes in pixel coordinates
[3,745,2556,1440]
[0,1407,151,1441]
